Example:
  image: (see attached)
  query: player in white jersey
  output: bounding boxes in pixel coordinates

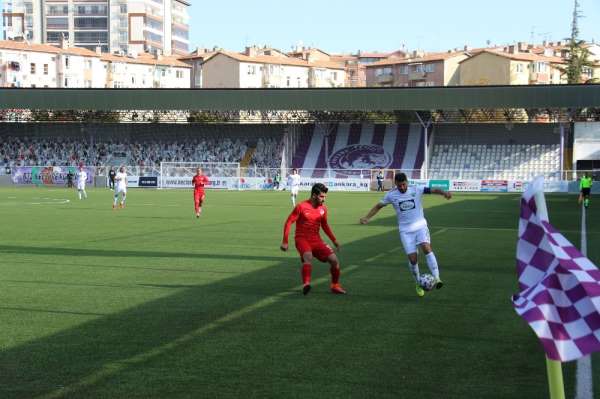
[287,168,301,206]
[360,172,452,297]
[113,166,128,209]
[76,166,88,200]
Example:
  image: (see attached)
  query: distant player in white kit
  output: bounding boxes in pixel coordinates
[360,172,452,297]
[76,166,88,200]
[113,166,128,209]
[287,168,301,206]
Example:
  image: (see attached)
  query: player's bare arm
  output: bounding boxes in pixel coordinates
[430,188,452,199]
[360,202,386,224]
[333,241,341,251]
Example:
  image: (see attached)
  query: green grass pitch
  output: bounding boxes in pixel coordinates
[0,187,598,398]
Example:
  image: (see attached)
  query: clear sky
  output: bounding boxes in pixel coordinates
[189,0,600,54]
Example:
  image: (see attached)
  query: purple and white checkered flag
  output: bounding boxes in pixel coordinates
[512,177,600,362]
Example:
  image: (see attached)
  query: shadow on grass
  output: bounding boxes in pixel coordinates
[0,245,284,263]
[0,196,552,399]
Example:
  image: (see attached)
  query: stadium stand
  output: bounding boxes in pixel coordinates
[0,124,283,173]
[429,124,560,180]
[291,123,425,177]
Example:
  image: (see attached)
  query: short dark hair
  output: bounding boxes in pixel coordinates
[311,183,328,196]
[394,172,408,183]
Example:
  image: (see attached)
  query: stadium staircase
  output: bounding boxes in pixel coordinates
[240,147,256,176]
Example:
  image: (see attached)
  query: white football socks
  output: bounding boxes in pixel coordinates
[425,252,440,279]
[291,195,296,206]
[408,262,420,282]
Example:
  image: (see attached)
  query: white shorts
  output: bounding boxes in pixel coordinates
[115,187,127,195]
[399,227,431,255]
[77,182,86,190]
[291,187,299,195]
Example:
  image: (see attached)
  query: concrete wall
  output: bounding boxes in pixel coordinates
[460,52,511,85]
[202,54,240,88]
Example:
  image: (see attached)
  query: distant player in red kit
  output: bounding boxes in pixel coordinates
[192,168,209,218]
[281,183,346,295]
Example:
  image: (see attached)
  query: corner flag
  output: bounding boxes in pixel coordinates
[512,177,600,362]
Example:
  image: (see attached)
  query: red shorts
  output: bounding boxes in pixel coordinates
[295,238,334,262]
[194,190,205,203]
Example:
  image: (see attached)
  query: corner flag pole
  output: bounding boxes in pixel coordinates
[546,357,566,399]
[533,179,565,399]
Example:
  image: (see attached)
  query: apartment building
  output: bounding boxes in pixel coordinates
[0,39,104,87]
[365,50,469,87]
[459,48,566,85]
[0,39,189,87]
[179,47,217,88]
[103,52,190,88]
[201,48,346,88]
[1,0,190,56]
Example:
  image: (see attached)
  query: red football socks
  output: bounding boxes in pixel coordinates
[301,263,312,285]
[330,265,340,285]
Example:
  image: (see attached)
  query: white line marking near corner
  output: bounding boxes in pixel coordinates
[28,199,70,205]
[431,228,448,236]
[575,205,593,399]
[34,265,360,399]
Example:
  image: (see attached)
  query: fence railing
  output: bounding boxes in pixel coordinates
[1,165,597,183]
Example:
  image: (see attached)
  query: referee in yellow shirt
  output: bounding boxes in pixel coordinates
[579,173,593,209]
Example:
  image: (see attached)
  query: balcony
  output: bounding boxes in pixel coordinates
[409,71,426,80]
[529,72,549,83]
[376,73,393,84]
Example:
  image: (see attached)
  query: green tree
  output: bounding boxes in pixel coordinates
[564,0,595,83]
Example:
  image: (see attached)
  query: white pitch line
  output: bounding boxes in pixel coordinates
[575,205,593,399]
[433,225,598,235]
[34,264,360,399]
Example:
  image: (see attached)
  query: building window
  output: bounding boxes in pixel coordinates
[333,72,338,80]
[74,31,108,43]
[30,63,36,74]
[516,63,524,73]
[176,70,183,78]
[47,32,69,42]
[375,67,392,76]
[400,65,408,74]
[247,65,255,75]
[85,80,92,88]
[74,17,108,29]
[65,56,69,68]
[287,77,290,87]
[425,64,435,73]
[43,64,48,74]
[120,4,127,13]
[64,78,68,87]
[46,17,69,30]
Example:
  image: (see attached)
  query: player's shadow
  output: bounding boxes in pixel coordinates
[0,194,555,399]
[0,244,285,263]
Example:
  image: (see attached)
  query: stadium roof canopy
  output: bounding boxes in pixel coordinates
[1,85,599,123]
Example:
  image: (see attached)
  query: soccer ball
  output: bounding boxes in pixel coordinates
[418,273,436,291]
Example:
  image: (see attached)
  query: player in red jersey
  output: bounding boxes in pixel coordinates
[281,183,346,295]
[192,168,209,218]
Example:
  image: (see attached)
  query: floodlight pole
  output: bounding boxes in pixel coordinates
[415,111,433,180]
